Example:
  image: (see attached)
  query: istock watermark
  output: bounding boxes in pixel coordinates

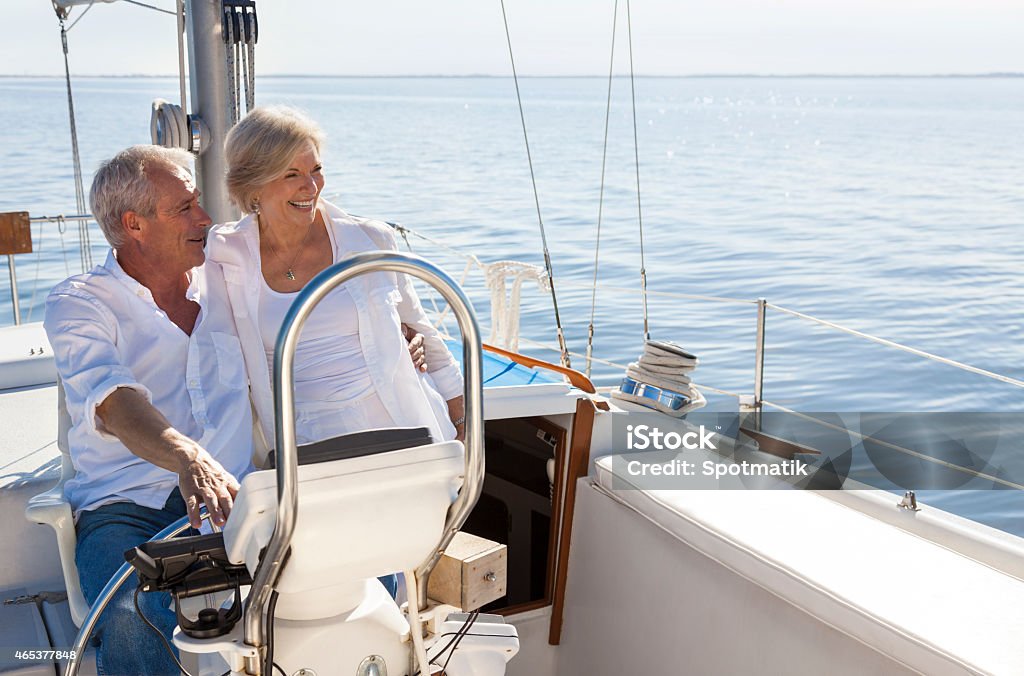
[625,424,717,451]
[607,411,1024,491]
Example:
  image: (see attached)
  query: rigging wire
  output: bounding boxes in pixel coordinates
[176,0,187,111]
[57,16,94,273]
[586,0,620,379]
[499,0,572,369]
[25,220,46,323]
[121,0,177,16]
[626,0,650,341]
[62,1,95,32]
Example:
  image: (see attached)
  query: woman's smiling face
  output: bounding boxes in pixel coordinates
[256,139,324,231]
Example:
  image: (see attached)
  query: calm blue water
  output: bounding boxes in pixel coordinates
[1,76,1022,531]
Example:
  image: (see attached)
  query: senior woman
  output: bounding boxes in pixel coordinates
[206,106,464,468]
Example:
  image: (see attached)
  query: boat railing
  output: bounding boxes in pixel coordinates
[4,215,1021,402]
[389,222,1024,405]
[2,213,97,325]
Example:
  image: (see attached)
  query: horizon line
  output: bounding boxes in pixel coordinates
[2,72,1022,79]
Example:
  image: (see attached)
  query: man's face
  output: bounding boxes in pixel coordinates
[133,164,211,273]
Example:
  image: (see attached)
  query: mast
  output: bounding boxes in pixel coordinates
[185,0,236,224]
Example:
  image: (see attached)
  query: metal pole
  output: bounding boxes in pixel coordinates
[243,251,485,673]
[7,255,20,326]
[753,297,766,409]
[184,0,237,225]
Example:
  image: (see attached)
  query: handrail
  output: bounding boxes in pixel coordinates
[244,251,485,669]
[28,214,94,224]
[64,515,195,676]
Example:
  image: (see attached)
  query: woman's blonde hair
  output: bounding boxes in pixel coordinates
[225,106,326,213]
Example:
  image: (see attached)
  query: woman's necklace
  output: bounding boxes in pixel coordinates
[260,213,316,281]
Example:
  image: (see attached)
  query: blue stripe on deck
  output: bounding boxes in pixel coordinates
[444,339,561,388]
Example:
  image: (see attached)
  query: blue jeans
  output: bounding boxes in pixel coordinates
[76,489,188,676]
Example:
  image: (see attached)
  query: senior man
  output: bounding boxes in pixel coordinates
[44,145,252,675]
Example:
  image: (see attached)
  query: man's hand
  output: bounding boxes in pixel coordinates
[96,387,241,529]
[402,323,428,372]
[177,450,240,529]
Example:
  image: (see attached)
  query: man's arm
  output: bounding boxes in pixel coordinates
[402,323,427,371]
[96,387,239,528]
[446,395,466,442]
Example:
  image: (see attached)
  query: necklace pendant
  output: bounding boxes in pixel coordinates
[285,269,296,281]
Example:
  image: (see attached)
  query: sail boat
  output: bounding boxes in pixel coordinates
[2,1,1024,674]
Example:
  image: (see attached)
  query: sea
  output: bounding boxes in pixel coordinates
[1,75,1022,533]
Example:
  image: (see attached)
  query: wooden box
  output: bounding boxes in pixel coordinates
[427,531,507,611]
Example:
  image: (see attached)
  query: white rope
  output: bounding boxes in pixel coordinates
[150,98,189,149]
[225,27,238,124]
[245,33,256,112]
[483,260,549,351]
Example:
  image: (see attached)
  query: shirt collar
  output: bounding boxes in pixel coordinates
[105,249,203,304]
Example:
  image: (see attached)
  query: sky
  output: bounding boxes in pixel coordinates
[2,0,1022,77]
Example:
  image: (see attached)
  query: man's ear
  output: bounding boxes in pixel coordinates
[121,211,145,242]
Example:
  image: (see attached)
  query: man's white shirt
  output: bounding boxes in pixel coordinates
[44,251,254,517]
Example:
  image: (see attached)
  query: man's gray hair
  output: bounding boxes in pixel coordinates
[90,145,194,247]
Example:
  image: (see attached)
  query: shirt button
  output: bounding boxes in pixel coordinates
[189,379,199,387]
[136,289,145,297]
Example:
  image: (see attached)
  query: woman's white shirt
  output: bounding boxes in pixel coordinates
[206,201,461,464]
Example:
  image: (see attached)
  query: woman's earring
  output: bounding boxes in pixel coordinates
[252,198,260,214]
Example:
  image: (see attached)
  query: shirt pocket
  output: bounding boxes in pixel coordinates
[211,332,247,390]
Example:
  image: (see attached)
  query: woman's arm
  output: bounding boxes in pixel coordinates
[362,218,464,401]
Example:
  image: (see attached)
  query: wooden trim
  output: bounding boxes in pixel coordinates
[483,343,596,393]
[533,416,568,605]
[496,599,551,617]
[548,398,597,645]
